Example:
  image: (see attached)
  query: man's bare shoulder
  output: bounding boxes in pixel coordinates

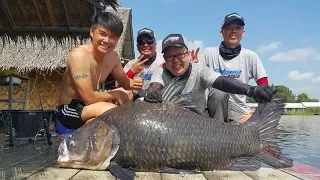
[104,50,120,63]
[67,45,90,64]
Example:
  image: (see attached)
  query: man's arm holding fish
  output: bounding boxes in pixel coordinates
[68,51,131,105]
[201,66,277,103]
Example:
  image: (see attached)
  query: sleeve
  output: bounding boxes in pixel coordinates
[257,77,269,85]
[199,65,252,95]
[149,68,165,86]
[199,65,221,88]
[123,59,135,73]
[197,48,208,67]
[251,53,268,82]
[123,60,136,79]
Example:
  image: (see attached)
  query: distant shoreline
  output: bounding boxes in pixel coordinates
[282,113,320,116]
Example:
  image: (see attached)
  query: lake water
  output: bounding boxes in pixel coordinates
[277,115,320,169]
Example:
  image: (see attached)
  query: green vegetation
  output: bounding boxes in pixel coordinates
[247,84,319,103]
[0,68,19,76]
[285,107,320,115]
[247,84,320,115]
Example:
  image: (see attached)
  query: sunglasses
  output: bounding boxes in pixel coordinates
[164,52,188,61]
[137,39,154,46]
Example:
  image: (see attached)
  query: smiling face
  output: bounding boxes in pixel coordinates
[163,46,190,76]
[220,23,245,48]
[90,24,119,55]
[137,34,156,58]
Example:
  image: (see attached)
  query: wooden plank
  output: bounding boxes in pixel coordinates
[26,164,80,180]
[0,145,58,180]
[1,141,47,157]
[61,0,70,29]
[17,0,29,26]
[135,172,161,180]
[203,171,253,180]
[76,0,84,27]
[32,0,44,27]
[70,170,115,180]
[1,0,15,27]
[161,173,207,180]
[44,0,57,27]
[243,168,301,180]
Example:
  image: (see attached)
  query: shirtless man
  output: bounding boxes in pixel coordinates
[57,12,143,130]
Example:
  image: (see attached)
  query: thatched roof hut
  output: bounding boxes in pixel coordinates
[0,0,135,73]
[0,0,135,110]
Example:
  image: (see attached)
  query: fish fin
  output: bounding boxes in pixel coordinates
[108,162,136,180]
[230,157,262,171]
[255,143,293,169]
[159,167,201,175]
[246,98,293,168]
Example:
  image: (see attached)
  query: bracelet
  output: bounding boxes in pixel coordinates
[126,69,135,79]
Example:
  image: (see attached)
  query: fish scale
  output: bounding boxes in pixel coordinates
[99,100,261,171]
[57,98,293,180]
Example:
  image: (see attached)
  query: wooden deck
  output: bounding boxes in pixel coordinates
[0,137,319,180]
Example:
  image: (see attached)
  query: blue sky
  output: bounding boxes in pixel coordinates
[120,0,320,100]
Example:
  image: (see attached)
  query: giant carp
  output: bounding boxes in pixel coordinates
[57,97,292,180]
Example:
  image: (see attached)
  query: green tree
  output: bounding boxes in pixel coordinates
[245,84,319,103]
[296,93,310,102]
[273,85,296,103]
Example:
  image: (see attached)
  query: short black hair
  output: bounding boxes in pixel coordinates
[91,12,123,37]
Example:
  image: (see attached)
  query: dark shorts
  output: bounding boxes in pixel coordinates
[56,99,85,129]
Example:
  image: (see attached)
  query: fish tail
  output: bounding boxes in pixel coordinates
[246,98,293,168]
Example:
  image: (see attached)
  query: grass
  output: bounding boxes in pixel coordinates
[284,107,320,115]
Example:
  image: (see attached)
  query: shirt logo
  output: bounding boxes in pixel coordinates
[215,68,242,78]
[140,73,152,80]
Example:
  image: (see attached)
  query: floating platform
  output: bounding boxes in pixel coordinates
[0,138,319,180]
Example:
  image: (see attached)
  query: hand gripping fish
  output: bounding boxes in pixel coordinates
[57,89,292,180]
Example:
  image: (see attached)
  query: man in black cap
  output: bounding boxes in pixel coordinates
[141,33,276,118]
[194,12,270,124]
[123,28,164,90]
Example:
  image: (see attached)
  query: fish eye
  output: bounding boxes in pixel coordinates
[69,140,75,148]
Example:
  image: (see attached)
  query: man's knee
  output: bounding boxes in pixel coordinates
[82,102,117,121]
[208,88,229,103]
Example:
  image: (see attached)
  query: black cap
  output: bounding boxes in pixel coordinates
[137,28,155,40]
[161,34,188,53]
[221,13,245,29]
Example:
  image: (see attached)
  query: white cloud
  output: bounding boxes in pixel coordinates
[257,41,282,54]
[312,77,320,83]
[156,39,204,54]
[287,70,314,81]
[269,47,320,62]
[290,85,317,95]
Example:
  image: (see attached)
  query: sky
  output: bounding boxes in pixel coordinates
[119,0,320,100]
